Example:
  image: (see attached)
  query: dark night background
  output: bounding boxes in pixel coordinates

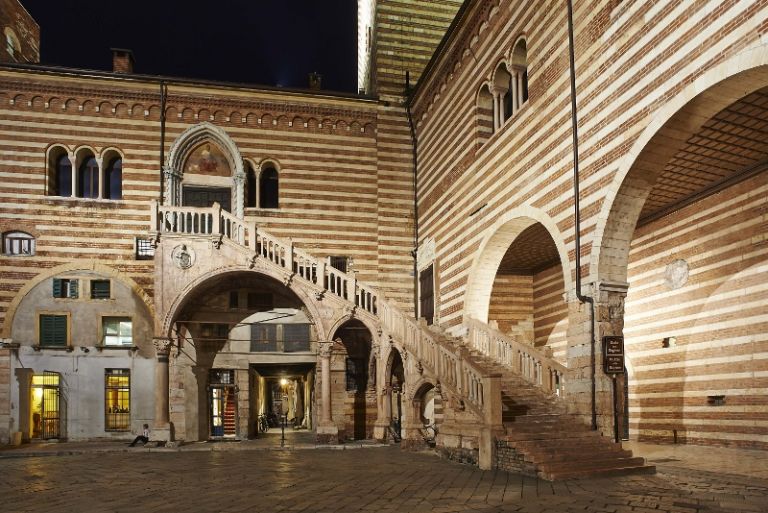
[20,0,358,92]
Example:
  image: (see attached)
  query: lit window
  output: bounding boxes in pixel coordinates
[103,317,132,346]
[105,369,130,431]
[91,280,111,299]
[135,238,155,260]
[2,231,35,256]
[52,278,78,299]
[39,314,68,347]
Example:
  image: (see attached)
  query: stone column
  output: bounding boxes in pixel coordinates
[316,341,338,443]
[492,91,501,131]
[510,73,518,114]
[96,157,104,200]
[233,172,245,218]
[153,337,173,442]
[68,155,77,198]
[373,385,392,441]
[565,281,628,436]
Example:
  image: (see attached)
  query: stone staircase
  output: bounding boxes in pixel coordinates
[152,202,654,479]
[473,350,655,480]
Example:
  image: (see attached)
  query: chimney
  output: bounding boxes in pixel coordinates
[111,48,135,74]
[308,72,322,90]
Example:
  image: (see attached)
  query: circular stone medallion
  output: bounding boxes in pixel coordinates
[172,244,196,269]
[664,259,689,289]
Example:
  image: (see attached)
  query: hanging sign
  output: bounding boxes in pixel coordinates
[603,336,625,375]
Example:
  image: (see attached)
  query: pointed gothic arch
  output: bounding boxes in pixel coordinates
[165,122,246,217]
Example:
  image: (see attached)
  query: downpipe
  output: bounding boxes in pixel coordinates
[567,0,597,430]
[405,71,420,317]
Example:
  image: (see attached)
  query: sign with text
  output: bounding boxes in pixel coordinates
[603,336,625,375]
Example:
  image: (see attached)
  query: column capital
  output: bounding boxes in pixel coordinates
[153,337,173,357]
[318,340,334,359]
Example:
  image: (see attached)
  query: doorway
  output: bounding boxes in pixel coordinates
[209,369,237,438]
[183,186,232,212]
[30,372,61,439]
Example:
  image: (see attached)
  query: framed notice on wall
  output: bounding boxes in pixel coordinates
[603,336,625,375]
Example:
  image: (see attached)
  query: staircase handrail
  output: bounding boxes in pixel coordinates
[152,201,501,423]
[464,317,568,397]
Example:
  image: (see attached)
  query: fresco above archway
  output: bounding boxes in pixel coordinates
[184,142,231,177]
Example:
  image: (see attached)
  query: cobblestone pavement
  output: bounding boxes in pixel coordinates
[1,443,766,513]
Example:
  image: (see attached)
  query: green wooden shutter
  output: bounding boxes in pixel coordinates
[40,315,66,346]
[69,280,79,299]
[52,279,62,298]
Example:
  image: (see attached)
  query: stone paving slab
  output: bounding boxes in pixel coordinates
[0,445,766,513]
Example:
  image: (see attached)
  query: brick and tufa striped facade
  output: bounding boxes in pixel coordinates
[0,0,765,453]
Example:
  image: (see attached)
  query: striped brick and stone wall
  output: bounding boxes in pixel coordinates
[374,0,463,96]
[0,68,418,335]
[624,172,767,449]
[409,0,768,443]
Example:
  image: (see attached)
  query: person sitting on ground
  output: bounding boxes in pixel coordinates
[129,424,150,447]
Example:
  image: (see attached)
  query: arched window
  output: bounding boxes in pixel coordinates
[78,156,99,198]
[259,167,279,209]
[245,162,257,208]
[511,39,528,107]
[104,158,122,200]
[477,85,494,144]
[2,231,35,256]
[493,63,511,129]
[53,154,72,197]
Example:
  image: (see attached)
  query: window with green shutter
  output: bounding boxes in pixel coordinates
[39,314,67,347]
[52,278,78,299]
[91,280,111,299]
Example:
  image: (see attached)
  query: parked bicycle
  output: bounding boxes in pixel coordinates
[258,413,269,433]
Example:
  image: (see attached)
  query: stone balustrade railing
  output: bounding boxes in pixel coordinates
[464,317,567,397]
[151,201,501,423]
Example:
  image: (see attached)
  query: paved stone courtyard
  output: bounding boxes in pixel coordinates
[1,442,766,513]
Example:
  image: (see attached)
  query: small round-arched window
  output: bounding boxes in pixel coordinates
[259,167,279,209]
[2,231,35,256]
[105,157,122,200]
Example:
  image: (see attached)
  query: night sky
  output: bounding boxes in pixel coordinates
[20,0,359,92]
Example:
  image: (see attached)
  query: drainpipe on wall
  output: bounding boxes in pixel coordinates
[159,81,167,203]
[405,71,420,318]
[567,0,597,430]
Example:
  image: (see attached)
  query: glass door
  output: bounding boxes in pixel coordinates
[209,370,237,438]
[31,372,61,439]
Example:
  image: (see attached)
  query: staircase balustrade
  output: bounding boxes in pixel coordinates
[465,317,567,397]
[151,202,506,422]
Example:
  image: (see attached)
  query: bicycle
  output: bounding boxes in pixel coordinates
[258,413,269,433]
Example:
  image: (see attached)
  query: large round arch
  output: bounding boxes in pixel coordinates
[1,261,154,339]
[160,266,327,341]
[592,47,768,284]
[463,207,570,324]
